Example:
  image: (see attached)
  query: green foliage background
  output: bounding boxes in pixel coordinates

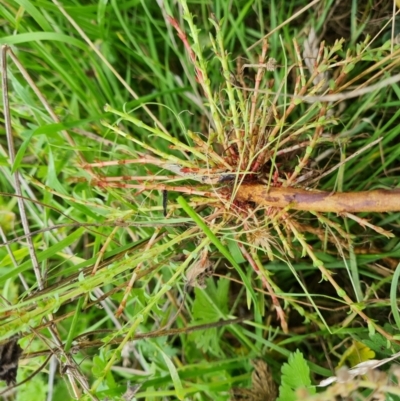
[1,1,400,400]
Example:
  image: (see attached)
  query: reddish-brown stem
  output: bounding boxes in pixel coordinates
[94,182,213,197]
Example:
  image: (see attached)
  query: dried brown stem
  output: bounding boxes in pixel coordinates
[236,184,400,213]
[23,317,246,359]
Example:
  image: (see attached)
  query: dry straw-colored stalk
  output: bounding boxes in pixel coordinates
[236,185,400,213]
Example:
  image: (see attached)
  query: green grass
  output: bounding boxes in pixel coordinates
[1,1,400,400]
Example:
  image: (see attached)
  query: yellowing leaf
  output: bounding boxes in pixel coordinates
[0,210,15,232]
[337,341,375,368]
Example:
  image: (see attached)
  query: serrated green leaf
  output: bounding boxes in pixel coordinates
[192,277,229,321]
[92,355,106,378]
[277,350,315,401]
[16,374,47,401]
[190,327,220,354]
[193,289,220,322]
[191,278,229,355]
[281,350,312,389]
[277,383,297,401]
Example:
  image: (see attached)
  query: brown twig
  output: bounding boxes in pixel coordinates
[24,317,246,359]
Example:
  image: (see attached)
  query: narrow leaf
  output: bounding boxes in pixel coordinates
[390,262,400,330]
[155,345,185,400]
[12,131,34,173]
